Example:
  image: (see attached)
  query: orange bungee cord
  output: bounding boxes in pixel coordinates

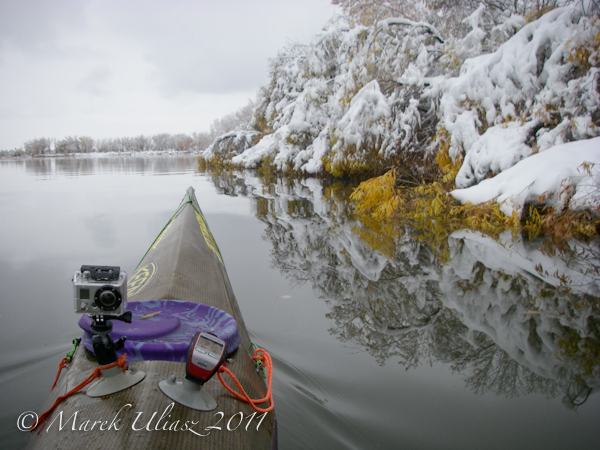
[31,354,128,433]
[217,347,274,413]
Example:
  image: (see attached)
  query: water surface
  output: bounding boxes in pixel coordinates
[0,155,598,449]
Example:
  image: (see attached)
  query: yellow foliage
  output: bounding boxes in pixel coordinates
[256,153,276,180]
[351,165,599,261]
[350,169,517,260]
[566,20,600,76]
[398,183,515,260]
[524,204,599,246]
[350,169,401,219]
[437,45,465,74]
[433,127,464,185]
[322,141,389,178]
[525,6,556,24]
[197,155,243,172]
[568,45,593,77]
[348,170,402,257]
[523,206,545,240]
[338,84,365,109]
[351,216,400,258]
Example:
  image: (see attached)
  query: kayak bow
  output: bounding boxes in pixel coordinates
[27,187,277,449]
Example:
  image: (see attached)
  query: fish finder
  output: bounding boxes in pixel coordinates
[186,332,227,384]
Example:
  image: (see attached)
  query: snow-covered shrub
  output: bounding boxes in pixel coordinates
[325,80,392,176]
[200,3,599,231]
[432,6,600,191]
[211,13,446,178]
[201,129,259,168]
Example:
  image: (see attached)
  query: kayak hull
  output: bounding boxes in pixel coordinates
[27,187,276,449]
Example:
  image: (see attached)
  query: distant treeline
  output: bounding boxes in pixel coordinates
[6,133,211,157]
[1,100,255,157]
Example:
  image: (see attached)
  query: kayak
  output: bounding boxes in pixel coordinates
[27,187,277,449]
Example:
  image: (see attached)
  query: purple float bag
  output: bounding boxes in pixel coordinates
[79,300,241,362]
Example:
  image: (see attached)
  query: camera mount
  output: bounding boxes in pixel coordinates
[159,375,218,411]
[159,332,227,410]
[86,311,145,397]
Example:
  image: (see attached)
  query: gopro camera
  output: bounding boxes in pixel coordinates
[73,265,127,315]
[186,332,227,384]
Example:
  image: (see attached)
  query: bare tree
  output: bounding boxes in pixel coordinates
[24,137,52,155]
[152,133,173,151]
[192,131,214,151]
[173,133,193,151]
[55,136,81,154]
[78,136,95,153]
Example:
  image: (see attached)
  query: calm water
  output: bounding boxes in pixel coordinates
[1,155,599,450]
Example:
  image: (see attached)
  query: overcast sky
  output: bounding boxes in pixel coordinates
[0,0,340,150]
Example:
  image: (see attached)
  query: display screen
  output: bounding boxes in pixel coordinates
[196,335,223,355]
[79,288,90,300]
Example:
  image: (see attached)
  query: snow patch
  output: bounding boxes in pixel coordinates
[451,137,600,216]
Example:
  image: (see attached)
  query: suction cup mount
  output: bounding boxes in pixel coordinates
[158,376,218,411]
[158,331,228,410]
[87,365,146,398]
[86,312,146,397]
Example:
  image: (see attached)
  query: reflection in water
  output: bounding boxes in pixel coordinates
[9,154,198,177]
[201,167,600,408]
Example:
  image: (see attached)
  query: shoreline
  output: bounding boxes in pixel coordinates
[0,150,203,161]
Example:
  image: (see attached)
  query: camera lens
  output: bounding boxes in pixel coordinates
[95,286,121,311]
[98,290,116,307]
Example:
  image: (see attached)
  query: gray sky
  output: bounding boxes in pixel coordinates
[0,0,340,150]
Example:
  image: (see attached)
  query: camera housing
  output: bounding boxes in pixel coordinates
[73,265,127,315]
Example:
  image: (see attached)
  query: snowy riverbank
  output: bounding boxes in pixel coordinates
[202,4,599,216]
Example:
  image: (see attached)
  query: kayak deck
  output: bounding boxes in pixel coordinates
[27,187,276,449]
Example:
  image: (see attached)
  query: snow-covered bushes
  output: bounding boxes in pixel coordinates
[201,3,599,226]
[202,12,446,178]
[435,6,600,191]
[201,129,259,168]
